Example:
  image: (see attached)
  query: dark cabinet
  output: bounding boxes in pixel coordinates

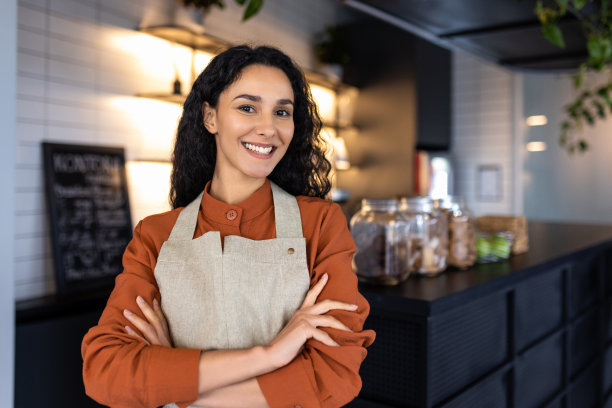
[355,222,612,407]
[341,18,451,152]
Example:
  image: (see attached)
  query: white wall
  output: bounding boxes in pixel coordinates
[1,0,17,403]
[522,71,612,225]
[451,51,520,216]
[15,0,353,301]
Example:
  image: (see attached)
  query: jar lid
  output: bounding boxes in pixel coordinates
[436,195,466,210]
[399,196,433,212]
[361,198,399,212]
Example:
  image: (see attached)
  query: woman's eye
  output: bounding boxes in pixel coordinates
[276,109,291,117]
[239,105,255,113]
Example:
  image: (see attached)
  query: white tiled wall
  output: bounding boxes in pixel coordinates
[15,0,350,300]
[451,51,520,216]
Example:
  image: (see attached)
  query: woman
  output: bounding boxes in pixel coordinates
[82,45,375,408]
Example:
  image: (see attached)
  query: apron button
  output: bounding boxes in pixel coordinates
[287,248,295,254]
[226,209,238,220]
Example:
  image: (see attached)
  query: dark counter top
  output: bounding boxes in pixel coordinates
[359,221,612,316]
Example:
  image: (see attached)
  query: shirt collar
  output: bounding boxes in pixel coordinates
[200,179,273,224]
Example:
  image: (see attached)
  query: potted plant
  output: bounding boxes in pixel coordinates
[535,0,612,153]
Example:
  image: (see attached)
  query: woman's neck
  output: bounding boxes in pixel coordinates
[209,172,266,205]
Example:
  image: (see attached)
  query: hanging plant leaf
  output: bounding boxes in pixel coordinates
[593,100,606,118]
[578,139,589,151]
[582,108,595,125]
[242,0,263,21]
[555,0,569,13]
[572,63,586,88]
[573,0,587,10]
[541,24,566,47]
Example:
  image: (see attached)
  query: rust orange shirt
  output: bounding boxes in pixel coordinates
[82,179,375,408]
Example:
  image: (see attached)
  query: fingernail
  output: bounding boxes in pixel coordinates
[153,298,159,307]
[136,296,144,304]
[123,309,132,317]
[124,325,131,333]
[323,273,328,280]
[350,304,358,309]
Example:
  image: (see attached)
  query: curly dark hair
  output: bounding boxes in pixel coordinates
[169,44,332,208]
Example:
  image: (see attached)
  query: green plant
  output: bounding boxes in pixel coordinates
[180,0,263,21]
[535,0,612,153]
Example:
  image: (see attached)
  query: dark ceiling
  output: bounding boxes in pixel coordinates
[340,0,588,71]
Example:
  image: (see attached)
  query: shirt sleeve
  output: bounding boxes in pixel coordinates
[81,221,201,408]
[257,202,376,408]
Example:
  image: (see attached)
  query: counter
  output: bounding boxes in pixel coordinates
[350,222,612,408]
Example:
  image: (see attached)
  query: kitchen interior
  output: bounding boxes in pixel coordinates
[2,0,612,407]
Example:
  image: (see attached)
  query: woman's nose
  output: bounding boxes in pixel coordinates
[255,114,276,137]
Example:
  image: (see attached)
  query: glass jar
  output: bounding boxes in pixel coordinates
[350,199,411,285]
[437,196,476,269]
[400,197,448,276]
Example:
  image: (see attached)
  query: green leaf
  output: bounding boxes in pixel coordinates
[541,24,565,48]
[573,63,586,88]
[593,100,606,118]
[242,0,263,21]
[578,139,589,151]
[555,0,569,13]
[569,145,576,154]
[234,0,246,4]
[573,0,587,10]
[582,108,595,125]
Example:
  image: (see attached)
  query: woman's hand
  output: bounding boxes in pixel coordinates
[265,273,358,368]
[123,296,173,347]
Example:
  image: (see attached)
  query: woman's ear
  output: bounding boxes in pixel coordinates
[202,102,218,134]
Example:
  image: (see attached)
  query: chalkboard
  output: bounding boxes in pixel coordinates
[42,142,133,297]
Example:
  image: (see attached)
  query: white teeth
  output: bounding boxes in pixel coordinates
[244,143,273,154]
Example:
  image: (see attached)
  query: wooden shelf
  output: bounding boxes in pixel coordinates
[139,25,231,54]
[135,92,186,105]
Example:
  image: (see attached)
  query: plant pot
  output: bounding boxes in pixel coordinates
[140,2,205,34]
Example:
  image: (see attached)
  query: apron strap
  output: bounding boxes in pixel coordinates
[270,181,303,238]
[168,191,204,241]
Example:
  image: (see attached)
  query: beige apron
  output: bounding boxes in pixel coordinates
[154,182,310,408]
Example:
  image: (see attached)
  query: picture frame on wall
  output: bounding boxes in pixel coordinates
[477,164,502,202]
[42,142,133,297]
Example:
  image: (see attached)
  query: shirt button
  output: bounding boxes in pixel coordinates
[226,209,237,220]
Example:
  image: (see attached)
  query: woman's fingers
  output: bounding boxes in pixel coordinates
[300,273,328,308]
[123,309,158,343]
[136,296,162,331]
[307,314,353,332]
[307,299,358,315]
[124,325,150,345]
[152,298,169,332]
[310,328,340,347]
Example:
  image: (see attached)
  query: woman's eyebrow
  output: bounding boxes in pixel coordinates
[233,94,294,106]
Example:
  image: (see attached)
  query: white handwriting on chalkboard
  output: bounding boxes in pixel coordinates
[53,153,121,174]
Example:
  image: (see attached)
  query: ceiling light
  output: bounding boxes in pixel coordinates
[526,115,548,126]
[526,141,547,152]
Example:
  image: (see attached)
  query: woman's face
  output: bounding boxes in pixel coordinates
[203,64,295,184]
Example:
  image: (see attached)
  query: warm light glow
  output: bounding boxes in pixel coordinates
[320,127,350,170]
[526,141,547,152]
[126,161,173,224]
[110,97,182,157]
[310,84,337,124]
[106,30,196,93]
[337,86,358,127]
[194,50,215,74]
[526,115,548,126]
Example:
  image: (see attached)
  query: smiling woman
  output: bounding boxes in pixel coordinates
[81,45,375,408]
